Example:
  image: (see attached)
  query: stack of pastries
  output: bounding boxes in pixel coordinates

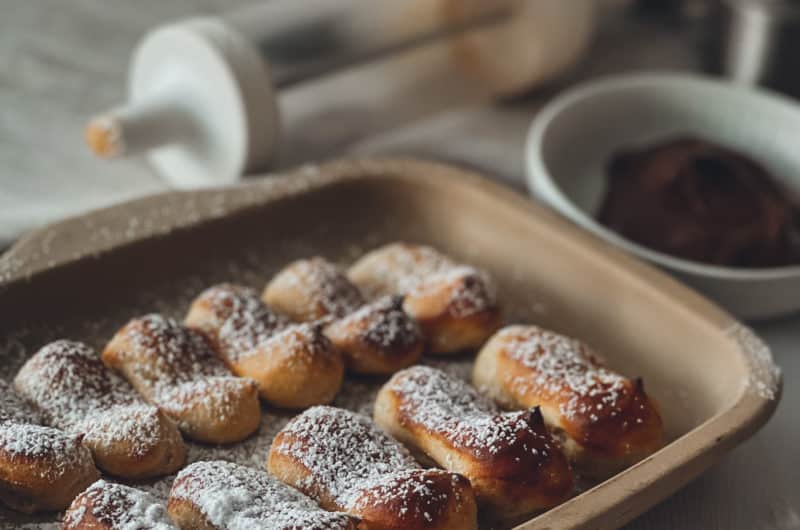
[0,242,663,529]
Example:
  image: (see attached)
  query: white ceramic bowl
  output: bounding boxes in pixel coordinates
[526,72,800,320]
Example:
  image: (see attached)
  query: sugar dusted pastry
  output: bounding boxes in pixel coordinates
[348,243,502,354]
[264,257,424,374]
[63,479,176,529]
[268,406,478,530]
[263,256,364,321]
[14,340,185,479]
[473,325,665,479]
[168,460,359,530]
[185,283,344,408]
[374,366,573,519]
[103,314,261,444]
[0,380,99,514]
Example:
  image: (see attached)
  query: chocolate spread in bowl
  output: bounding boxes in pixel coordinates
[597,137,800,268]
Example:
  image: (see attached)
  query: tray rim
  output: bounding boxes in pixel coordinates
[0,158,781,530]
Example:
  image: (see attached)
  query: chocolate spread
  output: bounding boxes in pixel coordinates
[597,137,800,268]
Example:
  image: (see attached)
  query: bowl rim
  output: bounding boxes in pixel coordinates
[526,70,800,281]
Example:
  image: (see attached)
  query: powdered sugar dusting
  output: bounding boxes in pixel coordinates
[63,480,175,530]
[0,424,92,482]
[388,366,556,459]
[170,460,355,530]
[726,323,781,400]
[113,314,255,426]
[272,258,364,320]
[349,243,497,318]
[276,406,418,508]
[498,326,633,424]
[333,295,422,352]
[13,340,165,457]
[274,406,468,524]
[0,379,40,425]
[188,284,289,363]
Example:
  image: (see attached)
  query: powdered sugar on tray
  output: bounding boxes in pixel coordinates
[64,480,175,530]
[725,323,781,400]
[171,460,354,530]
[0,379,41,425]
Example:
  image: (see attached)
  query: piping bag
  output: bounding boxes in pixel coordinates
[86,0,596,189]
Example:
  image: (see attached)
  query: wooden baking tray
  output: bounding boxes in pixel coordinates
[0,159,781,529]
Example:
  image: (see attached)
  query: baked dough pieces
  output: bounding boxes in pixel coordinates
[63,479,176,529]
[185,283,343,408]
[264,257,424,374]
[473,325,665,479]
[348,243,502,354]
[374,366,573,519]
[103,314,261,444]
[0,381,99,514]
[168,460,359,530]
[268,406,478,530]
[14,340,185,479]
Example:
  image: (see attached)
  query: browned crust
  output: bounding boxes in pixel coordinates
[475,326,665,478]
[374,370,573,519]
[13,341,186,480]
[166,496,217,530]
[185,284,344,408]
[263,257,365,321]
[102,315,261,444]
[348,243,502,354]
[324,296,424,374]
[268,408,478,530]
[0,428,99,514]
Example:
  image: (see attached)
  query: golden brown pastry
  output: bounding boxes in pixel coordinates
[473,325,665,479]
[103,314,260,444]
[268,406,478,530]
[264,257,424,375]
[263,256,365,321]
[347,243,502,354]
[0,423,99,514]
[168,460,359,530]
[374,366,573,519]
[14,340,185,479]
[0,380,99,514]
[63,479,176,529]
[185,283,343,408]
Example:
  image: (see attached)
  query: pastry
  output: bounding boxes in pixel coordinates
[263,256,364,321]
[63,479,176,529]
[185,284,343,408]
[14,340,185,479]
[348,243,502,354]
[103,314,261,444]
[168,460,358,530]
[268,406,478,530]
[264,258,424,374]
[473,325,665,478]
[374,366,573,519]
[0,381,99,513]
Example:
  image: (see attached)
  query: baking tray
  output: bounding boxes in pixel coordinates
[0,158,781,529]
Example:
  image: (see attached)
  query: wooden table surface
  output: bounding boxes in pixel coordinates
[1,2,798,529]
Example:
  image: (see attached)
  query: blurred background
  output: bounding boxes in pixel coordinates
[1,1,799,529]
